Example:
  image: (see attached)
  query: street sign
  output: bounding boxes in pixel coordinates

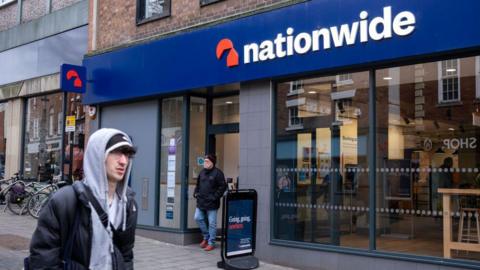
[60,64,86,93]
[65,115,76,132]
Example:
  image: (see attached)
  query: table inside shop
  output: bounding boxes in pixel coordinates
[438,188,480,258]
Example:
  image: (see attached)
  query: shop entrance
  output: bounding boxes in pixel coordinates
[187,87,240,229]
[209,132,239,190]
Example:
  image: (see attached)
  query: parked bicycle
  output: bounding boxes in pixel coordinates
[0,172,44,215]
[27,178,68,219]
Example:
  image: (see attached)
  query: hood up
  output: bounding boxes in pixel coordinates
[83,128,133,229]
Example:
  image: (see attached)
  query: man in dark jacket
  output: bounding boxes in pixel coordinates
[28,128,138,270]
[194,154,227,251]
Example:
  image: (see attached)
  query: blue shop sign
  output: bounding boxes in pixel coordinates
[83,0,480,104]
[61,64,86,93]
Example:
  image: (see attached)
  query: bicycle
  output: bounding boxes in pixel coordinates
[27,178,68,219]
[0,172,44,215]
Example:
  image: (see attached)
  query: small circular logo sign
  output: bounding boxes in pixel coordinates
[423,138,432,152]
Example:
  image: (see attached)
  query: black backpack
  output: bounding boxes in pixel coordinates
[9,182,26,203]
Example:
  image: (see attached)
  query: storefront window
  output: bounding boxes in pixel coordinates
[274,71,370,248]
[159,97,183,228]
[23,93,63,181]
[0,102,7,179]
[212,95,239,124]
[188,97,206,228]
[376,55,480,261]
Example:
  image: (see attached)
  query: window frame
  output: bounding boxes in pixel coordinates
[200,0,225,7]
[437,59,461,103]
[287,80,304,96]
[476,56,480,99]
[48,107,55,137]
[136,0,171,25]
[0,0,15,8]
[57,112,63,135]
[287,106,303,129]
[336,73,354,86]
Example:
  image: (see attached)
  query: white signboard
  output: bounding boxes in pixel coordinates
[168,155,176,171]
[167,171,175,198]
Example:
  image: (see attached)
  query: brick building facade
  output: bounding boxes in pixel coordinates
[0,0,87,179]
[88,0,302,52]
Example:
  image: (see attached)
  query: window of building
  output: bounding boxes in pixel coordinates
[212,95,239,124]
[24,93,63,181]
[274,70,370,249]
[288,107,303,128]
[376,55,480,262]
[288,80,304,96]
[137,0,171,23]
[49,107,55,137]
[438,59,460,103]
[0,102,7,179]
[274,55,480,264]
[159,97,183,228]
[336,73,353,86]
[0,0,15,8]
[57,112,63,135]
[200,0,224,6]
[33,119,39,139]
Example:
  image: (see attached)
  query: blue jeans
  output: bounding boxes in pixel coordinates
[194,208,218,245]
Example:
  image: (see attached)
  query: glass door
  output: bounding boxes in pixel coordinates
[187,93,240,229]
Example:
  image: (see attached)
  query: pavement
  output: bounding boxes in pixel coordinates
[0,208,296,270]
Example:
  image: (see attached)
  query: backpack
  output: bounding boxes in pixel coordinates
[9,182,26,203]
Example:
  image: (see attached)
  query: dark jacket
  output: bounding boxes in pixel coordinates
[194,167,227,210]
[28,181,138,270]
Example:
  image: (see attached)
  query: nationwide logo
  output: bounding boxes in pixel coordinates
[66,69,83,88]
[216,6,416,68]
[216,38,239,67]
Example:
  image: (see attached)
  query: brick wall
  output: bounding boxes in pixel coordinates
[51,0,82,12]
[0,2,18,32]
[0,0,83,32]
[90,0,301,53]
[21,0,48,23]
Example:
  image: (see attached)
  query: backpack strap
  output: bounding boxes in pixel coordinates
[83,184,113,230]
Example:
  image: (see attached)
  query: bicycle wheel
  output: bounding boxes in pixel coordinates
[27,192,50,219]
[5,190,29,215]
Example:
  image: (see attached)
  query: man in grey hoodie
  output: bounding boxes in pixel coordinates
[28,128,138,270]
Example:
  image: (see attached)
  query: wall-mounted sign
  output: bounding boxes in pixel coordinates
[65,115,76,132]
[60,64,86,93]
[84,1,480,105]
[197,156,205,166]
[166,204,174,220]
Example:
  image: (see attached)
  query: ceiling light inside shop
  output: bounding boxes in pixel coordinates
[446,68,456,72]
[383,77,392,80]
[225,101,233,104]
[448,128,455,131]
[308,91,316,94]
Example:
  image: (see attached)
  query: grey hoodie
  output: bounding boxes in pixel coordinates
[83,128,133,270]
